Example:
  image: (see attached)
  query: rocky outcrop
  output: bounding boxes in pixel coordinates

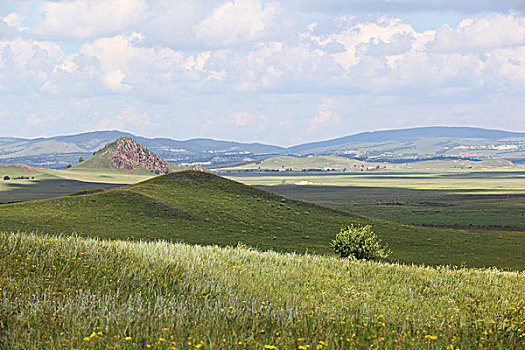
[100,137,172,174]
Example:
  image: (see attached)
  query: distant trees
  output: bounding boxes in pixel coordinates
[65,164,72,169]
[79,156,84,163]
[1,175,34,181]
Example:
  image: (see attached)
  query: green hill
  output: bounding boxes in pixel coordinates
[0,170,523,269]
[288,126,525,158]
[0,163,41,177]
[74,137,175,175]
[219,155,517,172]
[219,155,376,171]
[1,231,522,348]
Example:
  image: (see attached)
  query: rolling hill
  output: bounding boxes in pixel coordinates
[1,170,523,269]
[288,126,525,152]
[288,126,525,162]
[1,127,524,168]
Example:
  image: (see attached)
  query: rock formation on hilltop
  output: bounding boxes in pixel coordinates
[78,137,173,174]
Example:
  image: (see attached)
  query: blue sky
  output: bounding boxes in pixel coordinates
[0,0,524,146]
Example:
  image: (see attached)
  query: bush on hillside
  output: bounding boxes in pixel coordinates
[331,224,389,260]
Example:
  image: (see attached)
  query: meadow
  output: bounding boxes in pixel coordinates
[226,169,525,194]
[0,165,154,203]
[259,186,525,231]
[1,171,524,270]
[1,231,523,349]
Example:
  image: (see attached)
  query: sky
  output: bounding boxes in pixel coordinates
[0,1,524,146]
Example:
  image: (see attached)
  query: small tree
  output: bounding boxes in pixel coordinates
[3,175,10,181]
[65,164,72,169]
[79,156,84,163]
[332,224,389,260]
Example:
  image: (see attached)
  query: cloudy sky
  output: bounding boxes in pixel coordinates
[1,0,524,146]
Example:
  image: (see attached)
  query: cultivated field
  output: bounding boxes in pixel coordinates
[1,232,523,349]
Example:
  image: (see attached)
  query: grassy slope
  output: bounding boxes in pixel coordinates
[1,232,523,349]
[0,170,523,269]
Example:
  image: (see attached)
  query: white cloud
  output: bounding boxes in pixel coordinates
[429,13,525,53]
[26,112,63,127]
[76,32,214,95]
[195,0,283,46]
[229,112,257,126]
[2,12,24,29]
[0,38,65,94]
[32,0,148,40]
[309,97,341,129]
[97,105,150,130]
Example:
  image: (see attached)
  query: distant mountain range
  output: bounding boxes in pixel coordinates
[1,127,524,168]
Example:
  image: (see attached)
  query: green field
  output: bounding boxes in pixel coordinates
[0,165,155,203]
[258,186,525,231]
[1,231,523,349]
[0,170,524,270]
[226,170,525,194]
[228,170,525,231]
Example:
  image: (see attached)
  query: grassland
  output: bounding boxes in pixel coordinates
[227,169,525,194]
[1,231,523,349]
[260,186,525,231]
[0,166,154,203]
[229,170,525,231]
[0,170,524,270]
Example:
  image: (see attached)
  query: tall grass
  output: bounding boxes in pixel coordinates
[0,231,523,349]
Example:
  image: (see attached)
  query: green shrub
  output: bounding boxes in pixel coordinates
[331,224,389,260]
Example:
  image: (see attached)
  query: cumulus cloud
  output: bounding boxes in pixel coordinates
[429,13,525,53]
[0,38,65,94]
[195,0,283,46]
[228,112,257,126]
[31,0,148,40]
[359,33,415,56]
[97,105,150,130]
[309,97,341,129]
[26,112,64,127]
